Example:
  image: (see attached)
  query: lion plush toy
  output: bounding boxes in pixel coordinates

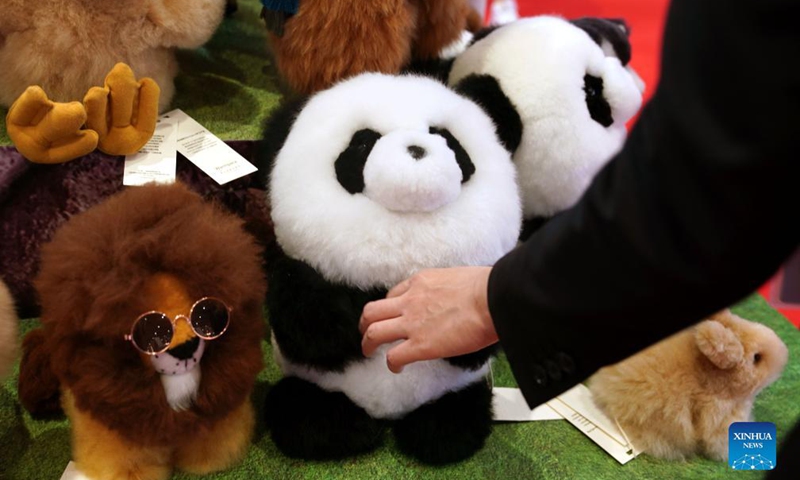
[18,183,265,480]
[0,0,227,112]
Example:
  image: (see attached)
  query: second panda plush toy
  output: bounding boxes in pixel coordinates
[448,16,645,240]
[260,73,521,464]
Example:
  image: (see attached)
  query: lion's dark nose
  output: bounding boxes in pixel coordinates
[168,336,200,360]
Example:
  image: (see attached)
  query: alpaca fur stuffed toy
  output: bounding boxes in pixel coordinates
[589,310,788,461]
[18,183,265,480]
[0,0,227,112]
[0,278,18,380]
[447,16,644,239]
[262,0,483,94]
[261,73,521,464]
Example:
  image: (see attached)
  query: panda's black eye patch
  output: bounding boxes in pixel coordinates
[429,127,475,183]
[584,75,614,127]
[335,128,382,194]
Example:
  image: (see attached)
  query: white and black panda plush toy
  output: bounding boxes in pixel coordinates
[260,72,521,464]
[448,16,644,240]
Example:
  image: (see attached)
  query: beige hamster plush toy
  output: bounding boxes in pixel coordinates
[0,278,19,380]
[589,309,788,461]
[0,0,227,112]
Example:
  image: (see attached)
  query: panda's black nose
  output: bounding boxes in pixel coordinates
[407,145,426,160]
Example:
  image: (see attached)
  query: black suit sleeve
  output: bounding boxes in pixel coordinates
[488,0,800,408]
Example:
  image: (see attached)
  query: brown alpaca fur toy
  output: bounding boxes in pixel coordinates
[266,0,483,94]
[589,310,788,461]
[0,278,19,380]
[19,183,265,480]
[0,0,227,112]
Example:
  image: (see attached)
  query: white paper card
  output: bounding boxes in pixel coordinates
[492,387,563,421]
[167,109,257,185]
[122,116,179,186]
[60,461,90,480]
[547,384,640,465]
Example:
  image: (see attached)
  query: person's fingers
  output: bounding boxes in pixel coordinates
[39,102,88,141]
[361,317,407,357]
[386,340,426,374]
[359,296,405,333]
[7,86,52,127]
[83,86,110,138]
[386,277,413,299]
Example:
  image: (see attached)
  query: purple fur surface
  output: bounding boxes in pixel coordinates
[0,142,271,318]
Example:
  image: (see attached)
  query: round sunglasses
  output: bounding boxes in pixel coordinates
[124,297,232,355]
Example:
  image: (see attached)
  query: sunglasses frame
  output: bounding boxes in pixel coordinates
[124,296,233,355]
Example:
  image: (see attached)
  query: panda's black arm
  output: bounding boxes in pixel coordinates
[445,345,498,370]
[266,243,385,371]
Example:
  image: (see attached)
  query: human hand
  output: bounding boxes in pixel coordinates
[83,63,160,156]
[6,86,99,164]
[359,266,499,373]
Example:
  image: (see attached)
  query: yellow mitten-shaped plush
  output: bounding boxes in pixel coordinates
[6,87,99,164]
[84,63,160,156]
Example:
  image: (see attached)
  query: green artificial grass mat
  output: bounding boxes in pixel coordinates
[0,0,282,147]
[1,4,799,477]
[2,294,798,479]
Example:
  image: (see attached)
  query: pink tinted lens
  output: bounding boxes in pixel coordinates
[131,313,173,354]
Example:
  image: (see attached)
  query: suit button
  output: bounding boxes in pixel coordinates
[531,364,548,387]
[556,352,575,374]
[545,360,562,381]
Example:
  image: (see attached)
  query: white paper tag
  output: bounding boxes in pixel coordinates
[492,387,563,421]
[547,384,640,464]
[122,115,179,186]
[167,109,257,185]
[60,461,90,480]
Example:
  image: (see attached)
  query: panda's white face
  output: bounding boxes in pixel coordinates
[449,16,644,219]
[270,73,521,290]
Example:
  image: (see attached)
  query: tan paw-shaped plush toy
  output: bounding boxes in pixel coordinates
[83,63,161,156]
[6,63,159,163]
[5,87,99,164]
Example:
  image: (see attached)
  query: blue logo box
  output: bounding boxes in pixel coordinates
[729,422,777,470]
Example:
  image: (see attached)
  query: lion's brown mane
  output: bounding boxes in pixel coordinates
[21,182,265,447]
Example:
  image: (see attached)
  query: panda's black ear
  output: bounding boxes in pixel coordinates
[403,58,456,84]
[469,26,502,46]
[570,17,632,66]
[453,74,522,154]
[257,97,308,188]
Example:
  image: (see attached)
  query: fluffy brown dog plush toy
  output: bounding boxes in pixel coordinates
[19,183,265,480]
[0,278,18,380]
[0,0,227,112]
[262,0,483,94]
[589,310,788,461]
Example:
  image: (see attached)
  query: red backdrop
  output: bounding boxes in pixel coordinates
[517,0,670,102]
